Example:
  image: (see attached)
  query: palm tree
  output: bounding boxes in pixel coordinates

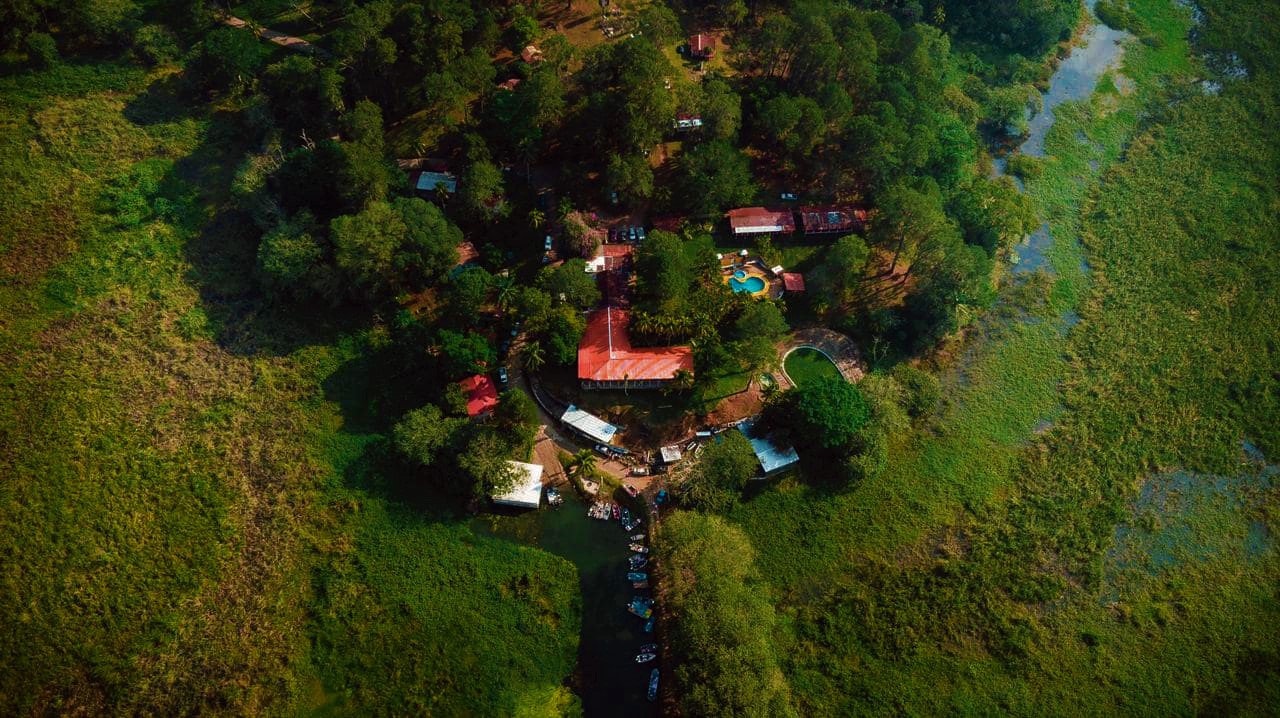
[569,448,597,478]
[523,342,546,373]
[528,208,546,230]
[495,275,517,314]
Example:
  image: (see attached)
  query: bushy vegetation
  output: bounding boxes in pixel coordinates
[726,0,1280,713]
[655,512,795,718]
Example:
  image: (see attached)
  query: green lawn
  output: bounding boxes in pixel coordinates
[782,347,841,387]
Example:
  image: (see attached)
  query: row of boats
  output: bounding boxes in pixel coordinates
[624,533,659,702]
[587,500,644,532]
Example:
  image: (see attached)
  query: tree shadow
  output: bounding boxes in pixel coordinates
[122,73,200,126]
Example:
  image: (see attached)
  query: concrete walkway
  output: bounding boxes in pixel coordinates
[224,15,324,55]
[779,327,866,383]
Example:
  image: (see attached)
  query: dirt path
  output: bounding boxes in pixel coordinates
[223,16,324,55]
[779,327,866,382]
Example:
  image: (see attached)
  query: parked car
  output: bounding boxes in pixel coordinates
[781,192,798,201]
[497,367,509,385]
[628,226,637,242]
[544,235,553,251]
[636,226,646,241]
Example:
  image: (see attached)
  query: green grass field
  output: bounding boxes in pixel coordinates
[0,63,579,715]
[727,0,1280,713]
[782,347,841,387]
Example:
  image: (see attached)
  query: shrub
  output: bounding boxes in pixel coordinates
[133,24,179,65]
[25,32,59,69]
[891,364,942,420]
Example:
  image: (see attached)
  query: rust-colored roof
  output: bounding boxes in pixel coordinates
[689,33,715,56]
[782,272,806,292]
[797,205,868,234]
[726,207,795,234]
[578,308,693,382]
[459,374,498,417]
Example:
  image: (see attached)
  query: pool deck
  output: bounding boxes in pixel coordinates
[778,328,865,384]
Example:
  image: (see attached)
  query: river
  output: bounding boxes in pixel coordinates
[473,491,657,717]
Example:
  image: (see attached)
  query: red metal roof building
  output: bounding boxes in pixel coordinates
[726,207,796,236]
[782,272,806,293]
[578,308,693,389]
[797,206,868,235]
[689,33,715,59]
[459,374,499,418]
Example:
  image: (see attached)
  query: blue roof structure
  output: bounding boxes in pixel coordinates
[737,418,799,475]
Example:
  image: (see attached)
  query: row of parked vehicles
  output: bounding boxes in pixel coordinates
[608,225,646,243]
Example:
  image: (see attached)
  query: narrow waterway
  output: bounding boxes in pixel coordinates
[997,1,1131,274]
[473,492,657,717]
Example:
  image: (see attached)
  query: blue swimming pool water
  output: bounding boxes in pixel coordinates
[733,270,746,280]
[729,276,766,293]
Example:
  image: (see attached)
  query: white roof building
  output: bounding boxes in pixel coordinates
[560,405,618,445]
[492,461,544,508]
[738,418,799,476]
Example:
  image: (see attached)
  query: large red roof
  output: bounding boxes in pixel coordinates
[459,374,499,417]
[578,308,693,383]
[726,207,795,234]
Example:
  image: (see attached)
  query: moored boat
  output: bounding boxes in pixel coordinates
[647,668,659,700]
[630,533,645,541]
[632,581,649,589]
[639,643,657,653]
[629,543,648,553]
[626,572,647,582]
[611,503,620,520]
[636,652,656,663]
[643,617,654,633]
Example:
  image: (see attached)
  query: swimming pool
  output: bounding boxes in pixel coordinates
[729,275,766,293]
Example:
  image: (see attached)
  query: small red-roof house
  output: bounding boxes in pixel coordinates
[797,206,868,236]
[521,45,544,63]
[459,374,499,418]
[689,33,715,60]
[578,308,693,390]
[726,207,796,236]
[782,272,806,293]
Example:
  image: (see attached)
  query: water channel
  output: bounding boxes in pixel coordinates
[473,491,657,717]
[996,1,1131,275]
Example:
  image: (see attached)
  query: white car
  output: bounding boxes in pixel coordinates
[781,192,798,201]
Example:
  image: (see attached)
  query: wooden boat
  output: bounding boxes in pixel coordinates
[611,503,620,520]
[643,617,654,633]
[626,572,647,582]
[639,643,657,654]
[630,533,645,541]
[632,581,649,589]
[629,543,648,554]
[635,652,656,664]
[647,668,659,700]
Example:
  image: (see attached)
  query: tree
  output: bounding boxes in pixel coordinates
[259,55,344,143]
[330,201,408,299]
[256,212,327,301]
[523,342,546,372]
[437,329,496,378]
[538,259,601,310]
[810,235,869,305]
[543,307,585,366]
[445,266,493,318]
[733,301,788,371]
[393,197,462,286]
[680,431,759,513]
[948,176,1036,255]
[581,38,675,154]
[636,4,680,44]
[394,404,466,466]
[773,377,870,452]
[132,24,179,66]
[458,430,518,499]
[605,153,654,207]
[496,388,539,455]
[676,140,756,218]
[872,180,953,276]
[634,230,692,311]
[560,211,600,258]
[459,159,506,219]
[24,32,59,69]
[701,76,743,142]
[185,27,266,94]
[528,209,546,229]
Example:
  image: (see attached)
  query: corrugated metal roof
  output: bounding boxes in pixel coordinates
[560,405,619,444]
[459,374,498,417]
[726,207,795,234]
[577,308,694,383]
[738,418,800,475]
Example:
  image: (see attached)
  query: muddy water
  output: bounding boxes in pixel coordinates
[473,492,656,717]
